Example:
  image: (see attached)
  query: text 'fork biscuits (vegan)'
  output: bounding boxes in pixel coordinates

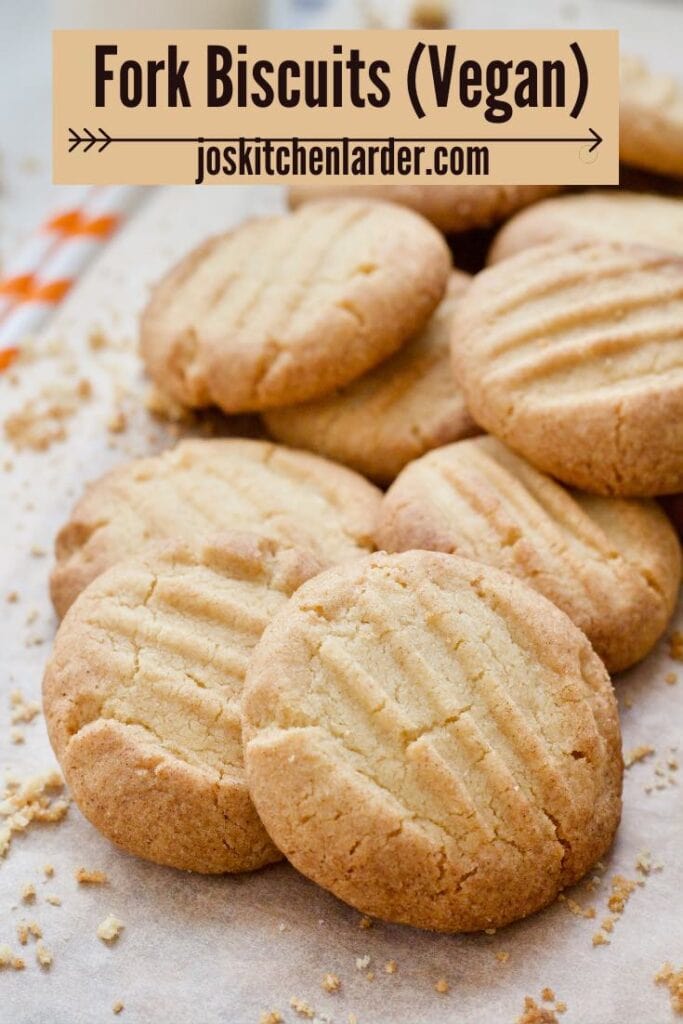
[44,534,323,873]
[451,240,683,496]
[140,200,450,413]
[376,436,681,672]
[242,551,623,932]
[50,438,381,618]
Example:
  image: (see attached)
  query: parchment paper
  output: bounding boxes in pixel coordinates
[1,186,681,1024]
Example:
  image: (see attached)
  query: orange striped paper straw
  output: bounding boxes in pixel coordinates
[0,186,142,368]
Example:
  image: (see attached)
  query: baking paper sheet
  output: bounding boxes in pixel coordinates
[1,186,681,1024]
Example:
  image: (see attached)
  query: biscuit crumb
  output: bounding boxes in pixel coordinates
[655,962,683,1014]
[75,867,108,885]
[541,988,555,1002]
[289,997,315,1018]
[434,977,449,994]
[45,894,61,906]
[17,920,41,945]
[35,941,52,968]
[0,770,68,861]
[43,864,54,878]
[669,631,683,662]
[10,690,41,725]
[97,915,124,943]
[4,378,92,451]
[10,729,24,744]
[601,916,615,933]
[635,851,652,876]
[358,915,372,929]
[496,951,510,963]
[348,1015,358,1024]
[665,672,678,685]
[259,1012,283,1024]
[107,409,127,434]
[355,955,371,971]
[409,0,450,29]
[516,995,560,1024]
[384,959,397,974]
[607,875,638,915]
[112,1002,124,1015]
[624,745,655,768]
[21,882,36,904]
[322,973,341,993]
[555,1002,567,1014]
[592,932,610,947]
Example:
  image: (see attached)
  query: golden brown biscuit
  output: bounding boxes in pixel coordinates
[140,200,450,413]
[451,239,683,496]
[376,436,681,672]
[288,184,560,235]
[44,533,323,873]
[488,191,683,264]
[50,438,381,618]
[620,55,683,179]
[262,271,479,484]
[242,550,622,932]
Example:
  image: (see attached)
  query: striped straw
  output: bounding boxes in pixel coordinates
[0,185,142,368]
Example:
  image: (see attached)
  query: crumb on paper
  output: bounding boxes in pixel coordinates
[592,931,610,947]
[607,875,638,915]
[669,631,683,662]
[601,916,615,933]
[35,940,52,968]
[21,882,36,904]
[665,672,678,685]
[355,955,371,971]
[0,944,25,971]
[43,863,54,878]
[75,867,108,885]
[624,745,655,768]
[384,959,397,974]
[541,988,555,1002]
[635,851,652,876]
[557,894,596,919]
[358,915,372,929]
[0,770,68,861]
[259,1012,283,1024]
[17,920,42,945]
[289,997,315,1018]
[107,409,127,434]
[10,689,41,724]
[655,963,683,1014]
[10,728,24,744]
[4,378,92,452]
[322,973,341,993]
[435,977,449,994]
[45,894,62,906]
[112,1002,124,1015]
[6,591,19,603]
[97,915,124,943]
[516,995,561,1024]
[496,951,510,963]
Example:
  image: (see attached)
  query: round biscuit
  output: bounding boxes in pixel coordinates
[50,438,381,618]
[620,55,683,179]
[262,271,479,484]
[140,200,451,413]
[376,436,681,672]
[451,239,683,496]
[242,550,623,932]
[488,191,683,264]
[44,533,323,873]
[288,184,560,234]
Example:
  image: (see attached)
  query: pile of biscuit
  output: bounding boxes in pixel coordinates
[43,62,683,935]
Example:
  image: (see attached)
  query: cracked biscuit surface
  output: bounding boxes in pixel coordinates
[140,200,450,413]
[376,436,681,673]
[288,184,560,234]
[451,239,683,496]
[44,533,323,873]
[620,55,683,178]
[50,438,381,618]
[488,191,683,264]
[242,551,623,932]
[263,271,479,484]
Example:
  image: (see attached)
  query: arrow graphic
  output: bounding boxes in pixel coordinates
[68,127,112,153]
[67,128,603,153]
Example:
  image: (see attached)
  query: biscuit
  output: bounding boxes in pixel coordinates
[44,533,322,872]
[451,239,683,496]
[140,200,450,413]
[50,438,381,618]
[262,271,479,484]
[288,184,560,235]
[242,550,622,932]
[620,55,683,179]
[376,436,681,672]
[489,191,683,264]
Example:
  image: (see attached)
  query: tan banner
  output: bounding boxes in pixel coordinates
[53,29,619,185]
